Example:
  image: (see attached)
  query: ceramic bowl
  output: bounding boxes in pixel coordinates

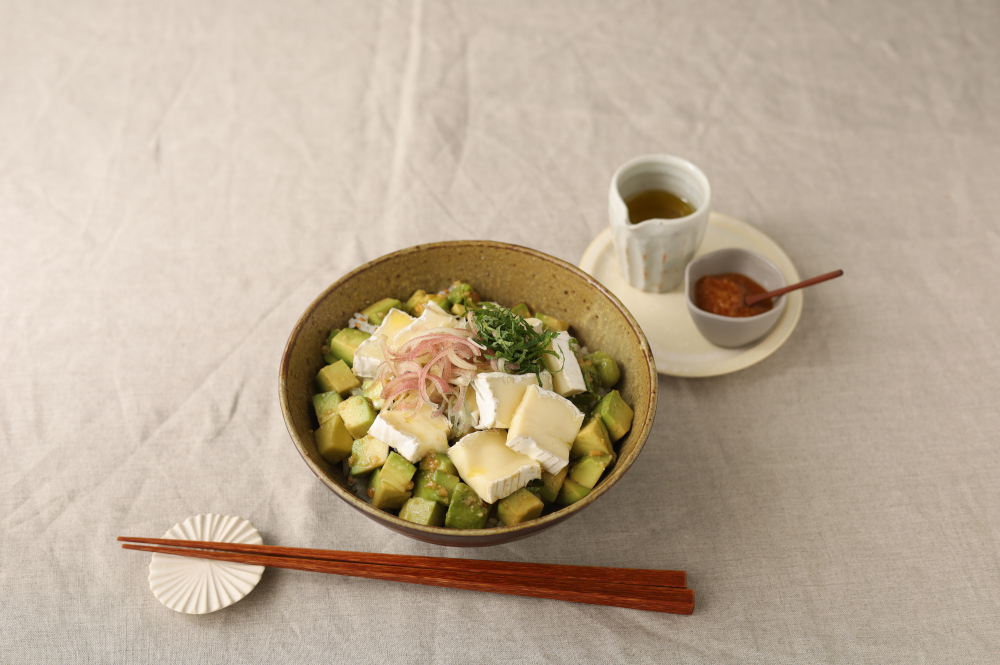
[279,241,658,547]
[685,248,788,348]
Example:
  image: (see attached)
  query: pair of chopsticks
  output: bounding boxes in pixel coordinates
[119,537,694,615]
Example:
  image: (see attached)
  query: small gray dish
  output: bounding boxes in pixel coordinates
[685,248,788,348]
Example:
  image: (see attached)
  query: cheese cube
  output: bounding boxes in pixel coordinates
[525,317,544,334]
[449,430,541,503]
[352,308,415,378]
[505,384,584,474]
[473,372,548,430]
[368,402,451,463]
[541,332,587,397]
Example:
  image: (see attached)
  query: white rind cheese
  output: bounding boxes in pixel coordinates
[505,384,584,474]
[449,430,541,503]
[525,317,544,334]
[542,331,587,397]
[473,372,549,430]
[352,308,416,378]
[368,403,451,463]
[392,301,457,350]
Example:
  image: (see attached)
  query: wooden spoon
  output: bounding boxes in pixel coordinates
[744,269,844,307]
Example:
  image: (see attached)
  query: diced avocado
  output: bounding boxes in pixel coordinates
[316,360,361,395]
[368,452,416,510]
[446,281,480,306]
[404,289,428,314]
[398,497,446,527]
[570,392,599,413]
[312,391,343,425]
[568,453,613,490]
[361,379,386,410]
[444,483,489,529]
[570,417,615,460]
[535,312,570,333]
[594,390,634,442]
[337,395,377,438]
[412,469,460,506]
[315,414,353,465]
[585,351,621,388]
[450,303,467,316]
[404,289,450,316]
[360,298,402,327]
[578,357,600,393]
[322,328,342,364]
[348,434,389,477]
[510,302,532,318]
[556,477,591,506]
[418,452,459,476]
[327,329,371,368]
[528,467,567,504]
[497,488,545,526]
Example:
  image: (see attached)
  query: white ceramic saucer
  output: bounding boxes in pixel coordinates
[579,212,802,377]
[148,514,264,614]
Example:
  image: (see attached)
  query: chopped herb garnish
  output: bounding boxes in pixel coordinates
[470,303,561,383]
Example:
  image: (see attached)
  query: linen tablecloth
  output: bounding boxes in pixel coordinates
[3,1,998,662]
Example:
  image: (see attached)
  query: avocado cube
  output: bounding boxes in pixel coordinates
[535,312,570,333]
[404,289,449,316]
[337,395,377,438]
[510,302,532,318]
[444,483,489,529]
[570,417,615,460]
[327,329,371,368]
[369,452,416,510]
[361,298,402,326]
[585,351,621,388]
[413,469,460,506]
[497,488,545,526]
[556,477,591,506]
[398,497,446,527]
[450,303,467,316]
[418,452,459,476]
[446,281,480,306]
[316,360,360,395]
[568,453,613,490]
[361,379,386,410]
[348,434,389,477]
[528,467,567,504]
[312,391,344,425]
[315,414,354,465]
[322,328,342,364]
[594,390,634,442]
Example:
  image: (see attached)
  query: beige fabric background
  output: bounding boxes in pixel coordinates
[2,0,998,662]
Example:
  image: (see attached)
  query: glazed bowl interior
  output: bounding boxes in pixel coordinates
[279,241,658,547]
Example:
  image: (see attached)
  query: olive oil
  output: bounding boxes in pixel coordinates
[625,189,695,223]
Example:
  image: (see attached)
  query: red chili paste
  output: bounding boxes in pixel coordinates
[694,273,773,317]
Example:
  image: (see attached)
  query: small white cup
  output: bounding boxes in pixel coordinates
[609,154,711,292]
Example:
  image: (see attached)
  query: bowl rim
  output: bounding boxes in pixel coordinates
[278,239,659,543]
[684,247,788,323]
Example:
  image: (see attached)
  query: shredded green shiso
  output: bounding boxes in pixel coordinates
[470,303,561,382]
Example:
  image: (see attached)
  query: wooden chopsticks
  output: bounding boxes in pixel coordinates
[119,537,694,615]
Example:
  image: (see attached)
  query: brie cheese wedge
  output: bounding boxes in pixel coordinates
[541,331,587,397]
[392,301,458,350]
[473,372,548,429]
[351,308,416,378]
[449,430,541,503]
[367,402,451,463]
[505,384,584,474]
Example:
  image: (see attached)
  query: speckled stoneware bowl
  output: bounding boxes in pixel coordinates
[279,241,658,547]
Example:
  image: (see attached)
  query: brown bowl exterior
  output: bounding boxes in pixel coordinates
[279,241,657,547]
